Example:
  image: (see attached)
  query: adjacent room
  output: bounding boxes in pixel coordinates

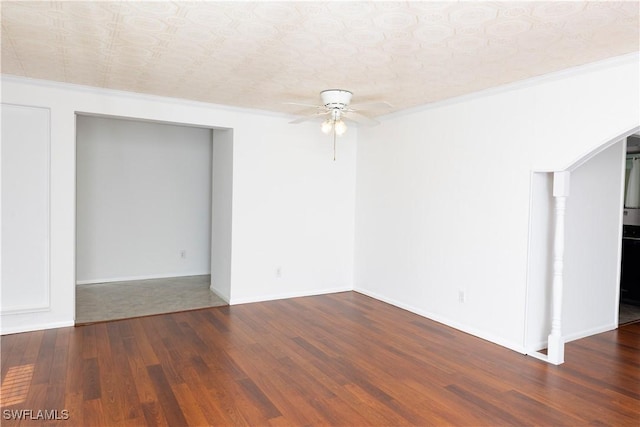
[75,115,226,324]
[1,1,639,426]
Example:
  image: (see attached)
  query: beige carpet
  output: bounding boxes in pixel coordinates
[76,275,227,324]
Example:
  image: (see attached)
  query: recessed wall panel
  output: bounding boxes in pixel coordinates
[1,104,50,313]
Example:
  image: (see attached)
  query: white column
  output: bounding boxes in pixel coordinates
[547,171,570,365]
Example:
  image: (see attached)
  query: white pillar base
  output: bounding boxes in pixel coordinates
[547,333,565,365]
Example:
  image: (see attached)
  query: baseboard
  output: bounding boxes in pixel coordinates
[230,286,352,306]
[76,272,211,285]
[354,287,527,355]
[563,323,617,343]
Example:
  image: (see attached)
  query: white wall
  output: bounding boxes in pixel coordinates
[211,129,233,302]
[229,119,356,304]
[0,76,356,334]
[355,54,639,353]
[562,140,625,341]
[76,115,212,283]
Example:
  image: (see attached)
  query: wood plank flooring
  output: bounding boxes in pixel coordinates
[1,291,639,426]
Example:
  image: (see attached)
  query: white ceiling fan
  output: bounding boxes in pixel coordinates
[287,89,391,160]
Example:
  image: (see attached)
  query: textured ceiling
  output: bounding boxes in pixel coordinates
[1,1,639,116]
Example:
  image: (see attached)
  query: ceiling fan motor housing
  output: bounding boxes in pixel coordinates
[321,89,352,110]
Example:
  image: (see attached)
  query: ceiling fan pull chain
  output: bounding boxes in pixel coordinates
[333,126,336,162]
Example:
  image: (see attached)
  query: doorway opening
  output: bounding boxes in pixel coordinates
[620,134,640,325]
[525,128,640,356]
[74,114,232,324]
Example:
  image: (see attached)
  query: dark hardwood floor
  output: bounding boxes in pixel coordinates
[1,291,639,426]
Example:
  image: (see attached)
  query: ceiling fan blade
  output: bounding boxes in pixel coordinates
[284,102,323,109]
[349,101,393,110]
[289,111,330,124]
[344,111,380,126]
[287,91,388,128]
[292,107,324,116]
[289,116,316,124]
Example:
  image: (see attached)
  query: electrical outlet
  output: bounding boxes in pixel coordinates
[458,290,465,303]
[180,250,187,259]
[276,267,282,278]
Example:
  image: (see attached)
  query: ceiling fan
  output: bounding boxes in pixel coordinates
[287,89,391,160]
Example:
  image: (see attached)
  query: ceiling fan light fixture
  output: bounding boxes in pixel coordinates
[321,119,333,134]
[334,119,347,136]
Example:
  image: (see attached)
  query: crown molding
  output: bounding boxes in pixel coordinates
[0,74,293,121]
